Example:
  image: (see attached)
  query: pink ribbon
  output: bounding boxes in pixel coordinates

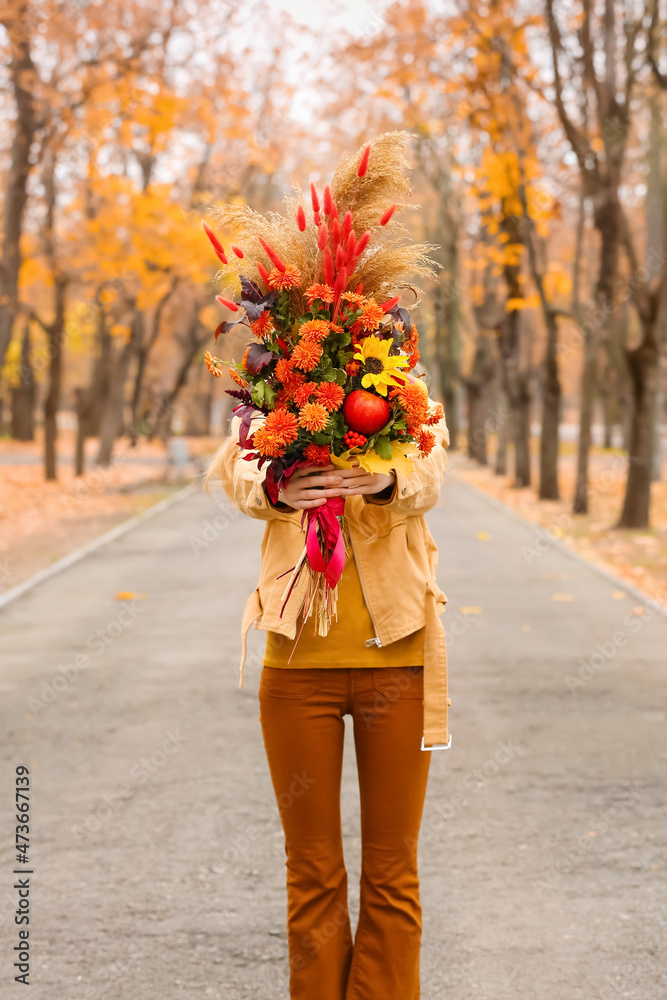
[301,496,346,589]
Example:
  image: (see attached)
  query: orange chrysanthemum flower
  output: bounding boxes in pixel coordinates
[417,429,436,455]
[299,319,330,343]
[204,351,225,378]
[304,443,332,466]
[241,345,251,369]
[294,381,318,407]
[408,345,420,369]
[341,292,366,306]
[305,283,335,306]
[291,340,323,371]
[425,404,445,426]
[229,366,249,388]
[359,301,385,331]
[391,382,429,424]
[268,263,301,291]
[263,409,299,446]
[251,311,275,338]
[274,389,292,409]
[274,358,294,385]
[251,426,286,458]
[345,360,361,376]
[315,382,344,412]
[298,402,329,433]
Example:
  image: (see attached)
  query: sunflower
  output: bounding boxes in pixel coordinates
[352,336,410,397]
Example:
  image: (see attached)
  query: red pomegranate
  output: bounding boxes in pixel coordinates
[342,389,391,436]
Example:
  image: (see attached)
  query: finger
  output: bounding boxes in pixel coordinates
[299,496,329,507]
[298,486,348,500]
[299,476,343,490]
[297,462,336,476]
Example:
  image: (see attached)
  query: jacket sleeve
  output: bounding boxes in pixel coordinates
[363,395,450,516]
[217,413,294,520]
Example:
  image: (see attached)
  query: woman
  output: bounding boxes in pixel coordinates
[204,363,451,1000]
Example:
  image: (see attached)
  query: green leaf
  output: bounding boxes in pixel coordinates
[251,382,265,407]
[375,435,393,460]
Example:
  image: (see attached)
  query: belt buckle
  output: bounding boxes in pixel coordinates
[421,734,452,751]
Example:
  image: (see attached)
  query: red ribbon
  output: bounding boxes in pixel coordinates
[302,496,346,589]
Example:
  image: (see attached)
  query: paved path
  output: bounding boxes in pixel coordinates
[0,459,665,1000]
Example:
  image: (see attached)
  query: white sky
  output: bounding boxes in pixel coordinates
[246,0,393,35]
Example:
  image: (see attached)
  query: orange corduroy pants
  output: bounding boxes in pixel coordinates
[258,664,432,1000]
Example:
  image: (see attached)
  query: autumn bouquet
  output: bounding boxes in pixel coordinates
[203,132,444,638]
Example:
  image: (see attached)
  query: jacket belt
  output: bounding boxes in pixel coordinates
[422,580,451,749]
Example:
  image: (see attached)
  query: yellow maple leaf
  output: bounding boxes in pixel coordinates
[331,440,419,477]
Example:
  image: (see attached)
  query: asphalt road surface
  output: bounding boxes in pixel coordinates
[0,458,665,1000]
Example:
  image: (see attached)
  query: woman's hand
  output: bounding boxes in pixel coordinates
[329,459,396,497]
[277,463,346,510]
[276,460,395,509]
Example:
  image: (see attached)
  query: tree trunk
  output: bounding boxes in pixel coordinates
[10,321,35,441]
[539,310,561,499]
[74,298,112,475]
[0,4,38,368]
[617,331,660,528]
[495,393,510,475]
[464,335,495,464]
[43,277,68,481]
[96,310,144,466]
[154,305,208,443]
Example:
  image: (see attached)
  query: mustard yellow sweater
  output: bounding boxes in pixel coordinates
[263,547,425,668]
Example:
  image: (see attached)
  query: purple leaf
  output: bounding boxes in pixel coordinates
[245,342,277,374]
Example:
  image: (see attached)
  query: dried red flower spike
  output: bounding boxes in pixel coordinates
[356,282,363,294]
[231,245,244,258]
[335,244,345,270]
[313,211,321,227]
[380,204,396,226]
[202,221,228,264]
[257,262,271,287]
[342,211,353,237]
[331,218,341,248]
[355,231,371,256]
[357,145,371,177]
[258,235,286,273]
[296,206,307,232]
[323,247,334,285]
[323,185,333,216]
[310,183,320,213]
[215,295,239,312]
[346,231,356,261]
[317,223,328,250]
[380,295,400,312]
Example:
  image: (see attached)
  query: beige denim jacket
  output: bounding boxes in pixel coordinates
[216,399,452,750]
